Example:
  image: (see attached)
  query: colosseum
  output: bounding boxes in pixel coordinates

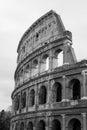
[11,10,87,130]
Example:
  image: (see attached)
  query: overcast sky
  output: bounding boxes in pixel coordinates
[0,0,87,111]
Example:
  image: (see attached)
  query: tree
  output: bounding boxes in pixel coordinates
[0,110,11,130]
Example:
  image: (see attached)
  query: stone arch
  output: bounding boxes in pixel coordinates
[24,64,30,78]
[27,122,33,130]
[15,122,19,130]
[14,94,20,111]
[21,91,26,108]
[52,82,62,102]
[29,89,35,107]
[32,59,38,76]
[69,79,81,100]
[68,118,81,130]
[12,123,14,130]
[37,120,46,130]
[20,122,24,130]
[53,49,63,68]
[51,119,61,130]
[39,85,47,105]
[41,54,49,72]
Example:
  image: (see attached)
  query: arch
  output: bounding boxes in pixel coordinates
[12,123,14,130]
[27,122,33,130]
[24,64,30,78]
[32,59,38,76]
[16,95,20,110]
[53,49,63,68]
[20,122,24,130]
[52,82,62,102]
[14,95,20,111]
[41,54,49,72]
[29,89,35,107]
[15,122,19,130]
[69,79,81,100]
[51,119,61,130]
[39,86,47,105]
[68,118,81,130]
[21,92,26,108]
[37,120,46,130]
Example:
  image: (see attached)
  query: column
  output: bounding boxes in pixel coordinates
[82,113,86,130]
[62,76,69,102]
[61,114,66,130]
[81,70,87,100]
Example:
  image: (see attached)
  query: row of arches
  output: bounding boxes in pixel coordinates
[13,118,81,130]
[17,18,57,64]
[16,50,63,86]
[14,79,81,111]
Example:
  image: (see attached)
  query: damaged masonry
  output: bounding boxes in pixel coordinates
[11,10,87,130]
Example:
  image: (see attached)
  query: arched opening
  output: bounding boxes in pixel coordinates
[20,122,24,130]
[39,86,47,105]
[51,119,61,130]
[27,122,33,130]
[15,122,19,130]
[21,92,26,108]
[19,68,24,83]
[41,54,49,72]
[24,64,30,79]
[12,124,14,130]
[29,89,35,107]
[53,49,63,68]
[69,79,81,100]
[52,82,62,102]
[14,95,20,111]
[37,120,46,130]
[32,59,38,76]
[16,95,20,111]
[68,118,81,130]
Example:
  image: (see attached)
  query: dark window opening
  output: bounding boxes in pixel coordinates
[20,122,24,130]
[68,119,81,130]
[72,79,81,100]
[21,92,26,108]
[27,122,33,130]
[15,123,19,130]
[52,82,62,102]
[39,86,47,105]
[29,89,35,107]
[51,119,61,130]
[37,120,45,130]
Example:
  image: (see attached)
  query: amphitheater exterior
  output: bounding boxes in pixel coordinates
[10,10,87,130]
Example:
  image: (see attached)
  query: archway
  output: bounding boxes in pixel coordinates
[37,120,46,130]
[52,82,62,102]
[68,118,81,130]
[27,122,33,130]
[69,79,81,100]
[20,122,24,130]
[51,119,61,130]
[29,89,35,107]
[39,86,47,105]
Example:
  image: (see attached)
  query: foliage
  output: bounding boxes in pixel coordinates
[0,110,11,130]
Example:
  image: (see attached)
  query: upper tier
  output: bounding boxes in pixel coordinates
[17,10,66,64]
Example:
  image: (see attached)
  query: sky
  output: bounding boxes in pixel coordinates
[0,0,87,111]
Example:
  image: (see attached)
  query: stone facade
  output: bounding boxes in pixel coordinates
[11,10,87,130]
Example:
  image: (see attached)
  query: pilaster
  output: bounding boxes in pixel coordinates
[82,113,87,130]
